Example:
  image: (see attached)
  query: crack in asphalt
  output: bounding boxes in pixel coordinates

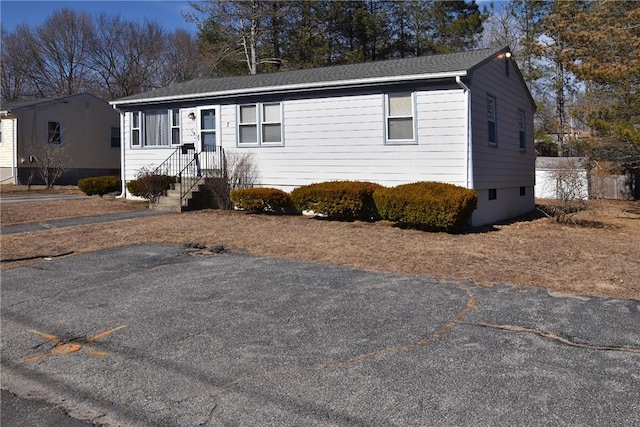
[215,292,478,393]
[479,322,640,354]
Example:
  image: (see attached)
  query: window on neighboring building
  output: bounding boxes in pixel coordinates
[48,121,61,144]
[520,186,526,196]
[487,96,497,145]
[488,188,497,200]
[238,102,282,146]
[518,109,526,150]
[130,110,181,147]
[111,127,121,148]
[386,92,415,142]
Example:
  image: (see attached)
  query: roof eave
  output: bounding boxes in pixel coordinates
[110,71,468,107]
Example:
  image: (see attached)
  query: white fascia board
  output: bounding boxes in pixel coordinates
[111,71,468,107]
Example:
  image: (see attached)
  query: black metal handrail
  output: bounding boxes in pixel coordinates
[178,148,223,207]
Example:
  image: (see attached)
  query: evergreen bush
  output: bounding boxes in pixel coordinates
[230,187,296,214]
[373,182,477,230]
[290,181,382,220]
[126,174,176,201]
[78,175,121,196]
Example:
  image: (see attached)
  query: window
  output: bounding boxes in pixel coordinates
[488,188,497,200]
[131,112,141,146]
[518,110,526,150]
[171,109,180,145]
[487,96,497,144]
[520,186,526,196]
[386,92,415,142]
[48,121,61,144]
[238,102,282,146]
[130,110,181,147]
[239,105,257,144]
[110,127,121,148]
[144,110,170,146]
[262,103,282,144]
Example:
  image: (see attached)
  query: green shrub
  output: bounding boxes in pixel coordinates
[290,181,383,220]
[373,182,477,231]
[230,187,296,214]
[78,175,121,196]
[126,174,176,201]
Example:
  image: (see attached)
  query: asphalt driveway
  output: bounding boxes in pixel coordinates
[1,244,639,426]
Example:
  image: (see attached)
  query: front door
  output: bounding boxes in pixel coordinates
[198,108,217,152]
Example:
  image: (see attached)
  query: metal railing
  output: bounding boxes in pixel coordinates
[178,147,223,207]
[152,145,223,208]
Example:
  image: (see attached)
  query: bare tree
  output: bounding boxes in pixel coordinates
[1,25,38,101]
[543,157,588,223]
[205,151,259,209]
[159,29,204,85]
[27,142,72,188]
[26,9,94,97]
[89,15,167,99]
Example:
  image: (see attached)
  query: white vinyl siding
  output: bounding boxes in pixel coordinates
[385,92,415,143]
[221,91,467,189]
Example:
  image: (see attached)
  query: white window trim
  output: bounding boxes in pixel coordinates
[130,110,180,148]
[170,109,181,146]
[237,102,284,147]
[384,92,417,145]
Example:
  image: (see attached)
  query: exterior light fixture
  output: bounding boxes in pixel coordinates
[188,112,196,120]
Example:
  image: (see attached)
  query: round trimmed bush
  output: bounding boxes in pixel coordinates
[290,181,382,220]
[78,175,121,196]
[373,182,477,231]
[230,187,295,214]
[126,174,176,201]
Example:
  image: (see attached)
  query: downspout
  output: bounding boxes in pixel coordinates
[12,117,17,183]
[456,76,473,189]
[116,109,126,198]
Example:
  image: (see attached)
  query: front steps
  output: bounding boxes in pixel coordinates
[150,178,220,212]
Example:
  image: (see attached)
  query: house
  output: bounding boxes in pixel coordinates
[111,46,536,226]
[1,93,121,185]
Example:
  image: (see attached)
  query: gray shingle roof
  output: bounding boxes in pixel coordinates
[113,47,507,105]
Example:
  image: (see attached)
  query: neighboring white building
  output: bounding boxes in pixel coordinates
[111,46,536,226]
[1,93,120,185]
[535,157,589,200]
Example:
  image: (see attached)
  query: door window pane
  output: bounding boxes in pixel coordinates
[201,110,216,130]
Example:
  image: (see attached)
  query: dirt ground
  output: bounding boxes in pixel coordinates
[1,185,639,300]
